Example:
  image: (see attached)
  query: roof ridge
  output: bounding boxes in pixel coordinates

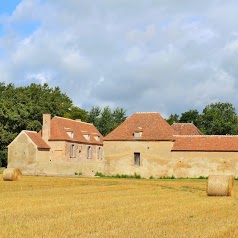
[135,112,158,114]
[172,122,194,125]
[54,116,93,125]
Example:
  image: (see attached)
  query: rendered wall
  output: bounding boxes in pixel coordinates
[8,133,37,174]
[36,159,105,176]
[104,141,238,178]
[104,141,174,178]
[171,151,238,178]
[34,141,105,176]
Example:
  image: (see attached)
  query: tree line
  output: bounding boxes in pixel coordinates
[166,102,238,135]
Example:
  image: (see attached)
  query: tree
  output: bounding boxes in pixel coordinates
[179,109,201,128]
[0,82,73,166]
[88,106,101,128]
[112,107,127,128]
[201,102,238,135]
[64,106,89,122]
[98,106,114,136]
[166,114,180,125]
[88,106,127,136]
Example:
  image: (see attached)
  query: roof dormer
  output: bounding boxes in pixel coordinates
[134,127,143,139]
[67,131,74,138]
[82,131,90,141]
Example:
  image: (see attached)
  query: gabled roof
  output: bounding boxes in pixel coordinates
[172,135,238,152]
[25,131,50,149]
[104,112,176,141]
[49,117,103,145]
[172,123,202,135]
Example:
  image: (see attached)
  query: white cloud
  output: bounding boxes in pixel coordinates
[1,0,238,115]
[26,71,53,85]
[126,25,156,44]
[223,39,238,54]
[125,46,144,63]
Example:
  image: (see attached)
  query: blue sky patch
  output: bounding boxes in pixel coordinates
[0,0,22,16]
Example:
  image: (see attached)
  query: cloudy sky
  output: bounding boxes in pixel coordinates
[0,0,238,117]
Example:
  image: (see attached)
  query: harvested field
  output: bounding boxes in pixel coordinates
[0,176,238,238]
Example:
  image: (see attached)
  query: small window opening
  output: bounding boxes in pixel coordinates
[87,146,92,159]
[70,144,76,158]
[134,152,140,166]
[98,147,102,159]
[83,134,90,141]
[67,131,74,138]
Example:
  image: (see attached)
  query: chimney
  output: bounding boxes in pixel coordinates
[42,114,51,142]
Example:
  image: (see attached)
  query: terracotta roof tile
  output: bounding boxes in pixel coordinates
[172,123,202,135]
[49,117,103,145]
[25,131,50,149]
[104,112,176,141]
[172,135,238,152]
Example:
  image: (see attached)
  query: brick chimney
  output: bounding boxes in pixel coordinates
[42,114,51,142]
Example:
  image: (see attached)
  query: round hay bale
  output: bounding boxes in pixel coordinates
[207,175,234,196]
[2,168,22,181]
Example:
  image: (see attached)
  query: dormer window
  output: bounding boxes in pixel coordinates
[83,134,90,141]
[134,127,143,139]
[67,131,74,138]
[94,136,100,142]
[134,132,141,139]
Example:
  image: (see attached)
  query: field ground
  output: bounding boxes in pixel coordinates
[1,176,238,238]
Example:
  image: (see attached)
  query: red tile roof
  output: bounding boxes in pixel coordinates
[49,117,103,145]
[172,123,202,135]
[25,131,50,149]
[172,135,238,152]
[104,112,176,141]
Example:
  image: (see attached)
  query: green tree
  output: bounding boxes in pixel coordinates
[0,82,73,166]
[88,106,127,136]
[98,106,114,136]
[166,114,180,125]
[88,106,101,128]
[64,106,89,122]
[179,109,201,128]
[201,102,238,135]
[112,107,127,128]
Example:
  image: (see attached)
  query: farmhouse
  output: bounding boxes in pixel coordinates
[104,112,238,178]
[8,114,104,176]
[7,112,238,178]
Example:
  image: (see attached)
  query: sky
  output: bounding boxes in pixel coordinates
[0,0,238,118]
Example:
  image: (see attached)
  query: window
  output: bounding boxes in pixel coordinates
[94,136,100,142]
[83,134,90,141]
[70,144,76,158]
[98,147,102,159]
[134,153,140,166]
[134,131,142,139]
[87,146,92,159]
[67,131,74,138]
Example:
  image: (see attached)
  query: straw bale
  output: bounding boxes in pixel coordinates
[207,175,234,196]
[2,168,22,181]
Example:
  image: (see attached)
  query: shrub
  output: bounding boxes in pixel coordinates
[95,172,105,177]
[159,175,175,179]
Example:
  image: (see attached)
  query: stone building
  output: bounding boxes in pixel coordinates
[8,114,104,176]
[104,112,238,178]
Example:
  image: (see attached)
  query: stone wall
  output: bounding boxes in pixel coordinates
[8,132,50,175]
[104,141,238,178]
